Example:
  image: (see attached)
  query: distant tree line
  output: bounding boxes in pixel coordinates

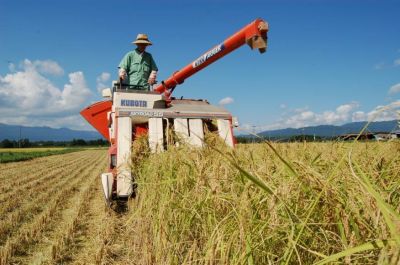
[0,138,109,148]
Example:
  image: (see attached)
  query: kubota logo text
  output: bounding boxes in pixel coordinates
[120,99,147,108]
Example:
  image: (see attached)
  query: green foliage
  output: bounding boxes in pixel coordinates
[0,138,109,148]
[0,148,83,163]
[1,138,31,148]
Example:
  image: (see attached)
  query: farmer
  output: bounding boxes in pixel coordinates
[118,34,158,91]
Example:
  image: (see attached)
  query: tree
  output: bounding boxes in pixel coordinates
[1,139,14,148]
[20,138,31,148]
[71,139,87,146]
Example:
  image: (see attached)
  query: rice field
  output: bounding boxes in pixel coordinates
[0,140,399,264]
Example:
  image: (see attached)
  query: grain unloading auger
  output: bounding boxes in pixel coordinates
[80,18,269,205]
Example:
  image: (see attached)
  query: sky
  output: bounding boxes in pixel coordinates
[0,0,399,133]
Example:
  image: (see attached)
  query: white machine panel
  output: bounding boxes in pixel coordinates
[174,118,189,145]
[217,119,234,147]
[116,117,133,197]
[188,119,204,147]
[113,91,165,109]
[101,173,113,203]
[148,118,164,153]
[174,118,204,147]
[108,111,115,141]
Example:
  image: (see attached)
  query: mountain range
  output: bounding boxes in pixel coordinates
[0,123,102,141]
[0,120,398,142]
[256,120,399,138]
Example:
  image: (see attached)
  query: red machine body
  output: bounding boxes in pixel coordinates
[80,100,112,141]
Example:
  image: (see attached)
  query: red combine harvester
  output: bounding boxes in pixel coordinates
[80,18,269,205]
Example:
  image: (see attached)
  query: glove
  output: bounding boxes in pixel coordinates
[119,68,127,80]
[148,70,157,85]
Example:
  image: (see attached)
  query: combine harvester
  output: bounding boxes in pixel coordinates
[81,18,269,205]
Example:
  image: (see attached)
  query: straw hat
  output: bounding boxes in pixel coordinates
[132,34,152,45]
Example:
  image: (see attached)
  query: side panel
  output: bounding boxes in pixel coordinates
[217,119,234,147]
[101,173,114,203]
[174,118,204,147]
[174,118,189,145]
[188,119,204,147]
[148,118,164,153]
[108,111,115,142]
[80,100,112,141]
[116,117,133,197]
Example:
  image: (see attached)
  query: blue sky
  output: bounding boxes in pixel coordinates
[0,0,399,132]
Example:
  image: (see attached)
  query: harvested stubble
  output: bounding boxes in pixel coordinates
[0,154,95,218]
[0,151,87,189]
[123,138,400,264]
[0,150,108,265]
[50,168,98,263]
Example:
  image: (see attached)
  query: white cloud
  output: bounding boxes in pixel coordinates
[287,102,359,127]
[352,111,366,122]
[322,102,361,123]
[0,114,92,130]
[365,101,400,122]
[58,72,92,110]
[283,110,317,128]
[394,59,400,66]
[389,83,400,95]
[336,102,358,114]
[280,103,286,109]
[219,96,234,105]
[22,59,64,76]
[0,59,93,129]
[96,72,111,92]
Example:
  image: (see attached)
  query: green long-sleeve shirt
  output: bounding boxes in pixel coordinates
[118,49,158,90]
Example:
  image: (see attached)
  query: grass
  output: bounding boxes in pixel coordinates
[123,136,400,264]
[0,148,83,163]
